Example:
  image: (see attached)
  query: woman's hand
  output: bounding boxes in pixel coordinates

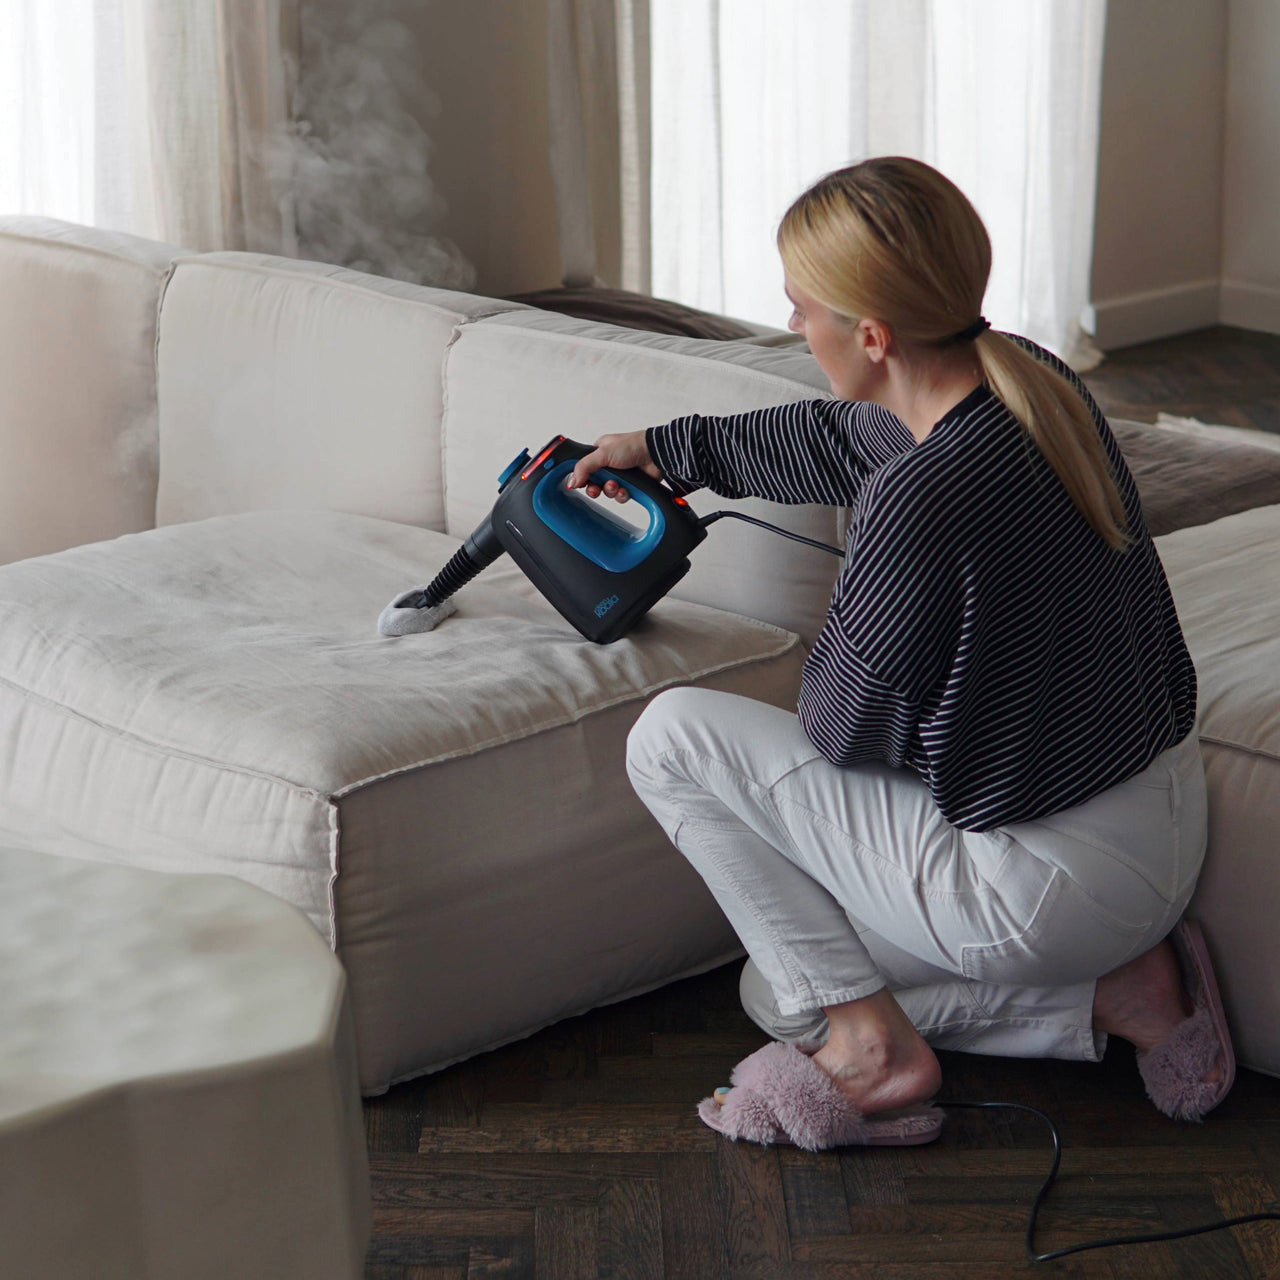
[564,431,661,502]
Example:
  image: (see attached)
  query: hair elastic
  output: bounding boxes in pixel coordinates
[953,316,991,342]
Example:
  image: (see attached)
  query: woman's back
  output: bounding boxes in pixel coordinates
[803,336,1196,830]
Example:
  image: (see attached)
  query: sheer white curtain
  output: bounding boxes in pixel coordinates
[649,0,1106,368]
[0,0,295,252]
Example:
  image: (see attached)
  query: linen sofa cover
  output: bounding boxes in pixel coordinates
[1159,502,1280,1075]
[0,216,178,565]
[0,508,808,1091]
[444,308,842,646]
[155,253,526,533]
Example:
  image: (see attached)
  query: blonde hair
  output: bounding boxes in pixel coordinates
[777,157,1128,550]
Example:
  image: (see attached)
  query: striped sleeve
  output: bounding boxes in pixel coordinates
[645,398,898,506]
[795,464,956,769]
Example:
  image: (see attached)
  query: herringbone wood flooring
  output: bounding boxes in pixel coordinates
[365,963,1280,1279]
[363,326,1280,1279]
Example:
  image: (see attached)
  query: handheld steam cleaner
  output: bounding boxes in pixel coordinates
[377,434,844,640]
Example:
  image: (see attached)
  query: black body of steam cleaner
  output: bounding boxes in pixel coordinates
[391,434,843,642]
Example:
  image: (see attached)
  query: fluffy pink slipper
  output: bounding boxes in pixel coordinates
[1135,918,1236,1122]
[697,1040,944,1151]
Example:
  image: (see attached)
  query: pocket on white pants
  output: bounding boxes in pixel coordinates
[960,865,1154,988]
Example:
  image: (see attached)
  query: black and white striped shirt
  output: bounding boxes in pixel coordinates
[646,336,1197,831]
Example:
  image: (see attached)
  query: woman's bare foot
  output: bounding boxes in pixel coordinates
[809,988,942,1117]
[713,987,940,1115]
[1093,940,1221,1083]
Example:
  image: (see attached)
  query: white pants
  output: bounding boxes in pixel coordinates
[627,687,1207,1062]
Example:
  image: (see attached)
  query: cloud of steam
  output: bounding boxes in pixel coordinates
[268,1,475,290]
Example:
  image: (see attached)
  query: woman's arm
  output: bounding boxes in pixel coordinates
[568,398,880,507]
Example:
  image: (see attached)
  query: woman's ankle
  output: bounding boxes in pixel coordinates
[813,988,941,1114]
[1093,941,1190,1051]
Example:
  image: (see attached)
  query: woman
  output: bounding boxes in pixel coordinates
[566,157,1232,1150]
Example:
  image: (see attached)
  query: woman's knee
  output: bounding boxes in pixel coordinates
[626,686,724,780]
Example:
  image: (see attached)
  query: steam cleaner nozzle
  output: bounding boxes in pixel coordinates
[377,515,504,636]
[377,593,458,636]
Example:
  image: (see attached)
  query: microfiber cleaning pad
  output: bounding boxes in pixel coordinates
[377,590,458,636]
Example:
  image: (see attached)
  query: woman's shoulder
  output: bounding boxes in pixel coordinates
[999,332,1105,418]
[999,331,1069,372]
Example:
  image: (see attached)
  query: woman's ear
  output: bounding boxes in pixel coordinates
[859,317,893,364]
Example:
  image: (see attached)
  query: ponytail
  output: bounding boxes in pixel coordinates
[974,331,1128,550]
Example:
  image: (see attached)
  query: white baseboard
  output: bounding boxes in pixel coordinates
[1220,279,1280,336]
[1086,277,1280,347]
[1084,279,1220,350]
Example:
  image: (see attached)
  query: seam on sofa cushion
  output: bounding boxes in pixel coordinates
[330,633,804,797]
[164,254,520,322]
[1198,733,1280,766]
[460,315,834,399]
[0,670,329,801]
[327,800,342,953]
[0,226,176,277]
[153,258,180,510]
[438,323,466,532]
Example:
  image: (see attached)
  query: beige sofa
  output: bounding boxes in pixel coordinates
[1,216,1277,1091]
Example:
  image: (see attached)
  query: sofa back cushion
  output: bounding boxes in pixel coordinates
[0,216,177,565]
[442,309,842,645]
[155,253,523,532]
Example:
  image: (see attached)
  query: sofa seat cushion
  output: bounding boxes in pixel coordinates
[1158,503,1280,1075]
[0,510,807,1091]
[1111,417,1280,536]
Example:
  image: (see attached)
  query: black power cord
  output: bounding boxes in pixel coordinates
[699,509,846,557]
[941,1100,1280,1262]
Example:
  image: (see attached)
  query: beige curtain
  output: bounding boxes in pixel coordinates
[216,0,300,254]
[1,0,299,254]
[126,0,296,253]
[547,0,648,291]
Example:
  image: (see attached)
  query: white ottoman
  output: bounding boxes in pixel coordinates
[0,848,370,1280]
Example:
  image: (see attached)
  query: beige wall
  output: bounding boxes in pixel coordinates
[1221,0,1280,332]
[1089,0,1280,346]
[303,0,563,299]
[402,0,562,297]
[1089,0,1228,347]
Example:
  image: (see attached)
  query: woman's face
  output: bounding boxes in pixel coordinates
[784,274,875,402]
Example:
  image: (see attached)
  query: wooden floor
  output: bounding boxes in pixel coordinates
[1082,325,1280,435]
[363,326,1280,1279]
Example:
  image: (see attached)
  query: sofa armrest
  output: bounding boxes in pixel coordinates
[0,217,180,564]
